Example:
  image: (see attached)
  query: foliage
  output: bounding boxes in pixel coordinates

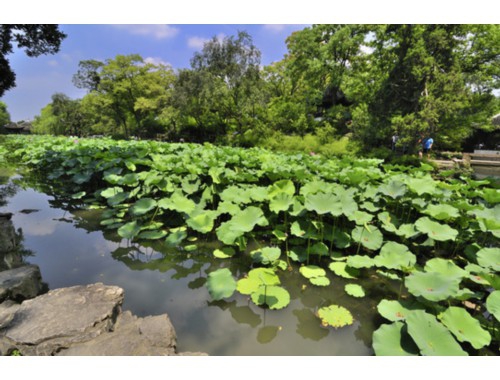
[0,24,66,97]
[0,101,10,128]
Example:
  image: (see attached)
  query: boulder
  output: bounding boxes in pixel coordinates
[0,265,44,302]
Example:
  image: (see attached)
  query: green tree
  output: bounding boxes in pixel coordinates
[0,25,66,97]
[0,101,10,127]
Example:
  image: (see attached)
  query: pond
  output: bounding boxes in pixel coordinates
[0,172,392,356]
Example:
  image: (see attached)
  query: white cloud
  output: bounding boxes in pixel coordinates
[112,24,179,39]
[144,56,171,67]
[47,59,58,67]
[263,24,287,33]
[187,36,209,49]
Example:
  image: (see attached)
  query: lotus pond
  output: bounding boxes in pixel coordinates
[0,135,499,356]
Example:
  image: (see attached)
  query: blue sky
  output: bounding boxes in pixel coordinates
[1,24,308,121]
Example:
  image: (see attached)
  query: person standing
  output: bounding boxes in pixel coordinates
[419,135,434,159]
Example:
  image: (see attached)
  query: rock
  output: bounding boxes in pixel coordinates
[57,311,178,356]
[0,214,16,254]
[0,283,123,355]
[0,265,44,302]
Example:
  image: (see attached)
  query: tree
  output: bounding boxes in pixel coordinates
[0,101,10,127]
[0,25,66,97]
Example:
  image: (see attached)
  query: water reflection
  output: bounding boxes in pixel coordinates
[0,172,381,355]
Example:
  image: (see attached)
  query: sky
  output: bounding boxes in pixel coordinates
[1,24,308,121]
[1,0,494,122]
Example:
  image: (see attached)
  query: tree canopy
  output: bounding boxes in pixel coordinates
[0,25,66,97]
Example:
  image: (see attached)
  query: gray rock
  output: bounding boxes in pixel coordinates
[0,265,44,302]
[1,283,123,355]
[58,310,178,356]
[0,214,16,254]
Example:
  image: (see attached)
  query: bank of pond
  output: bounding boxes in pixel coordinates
[0,135,498,355]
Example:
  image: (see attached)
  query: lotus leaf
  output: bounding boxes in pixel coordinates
[165,228,187,246]
[346,255,374,269]
[345,284,365,298]
[351,226,383,251]
[268,179,295,198]
[72,172,92,184]
[117,220,141,240]
[121,173,140,187]
[300,180,331,196]
[372,322,419,356]
[236,268,280,295]
[71,191,86,199]
[317,305,354,328]
[476,247,500,272]
[374,241,416,270]
[309,277,330,286]
[310,242,329,256]
[107,191,130,206]
[378,299,425,322]
[423,204,460,221]
[424,258,467,280]
[378,211,399,233]
[288,246,308,263]
[486,290,500,322]
[405,271,460,302]
[405,310,468,356]
[137,230,168,240]
[184,244,197,252]
[216,201,240,216]
[440,307,491,349]
[415,217,458,241]
[187,211,216,233]
[207,268,236,301]
[395,223,418,239]
[406,177,437,196]
[299,265,326,279]
[130,198,157,216]
[213,247,236,259]
[328,262,358,279]
[481,188,500,204]
[347,210,373,225]
[269,193,294,213]
[231,206,268,232]
[158,192,196,214]
[361,201,380,213]
[250,247,281,265]
[100,187,123,198]
[377,180,406,199]
[304,192,339,215]
[220,185,253,204]
[251,285,290,310]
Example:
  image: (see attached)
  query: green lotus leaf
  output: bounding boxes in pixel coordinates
[415,217,458,241]
[71,191,86,199]
[288,246,308,263]
[220,185,253,204]
[165,227,188,246]
[137,229,168,240]
[361,201,380,213]
[213,247,235,259]
[186,211,216,233]
[117,220,141,240]
[317,305,354,328]
[269,193,294,213]
[184,244,197,252]
[100,218,123,226]
[216,201,240,216]
[395,223,419,239]
[250,247,281,265]
[347,210,374,225]
[481,188,500,204]
[328,262,359,279]
[181,177,200,195]
[486,290,500,322]
[423,204,460,221]
[372,322,419,356]
[120,173,140,187]
[236,268,280,295]
[332,190,359,217]
[304,192,339,215]
[268,179,295,198]
[440,306,491,349]
[377,211,399,233]
[72,172,92,185]
[405,310,468,356]
[100,186,123,198]
[309,277,330,286]
[406,177,437,196]
[424,258,467,280]
[207,268,236,301]
[231,206,268,232]
[216,221,244,245]
[251,285,290,310]
[103,173,123,185]
[130,198,157,216]
[299,265,326,279]
[476,247,500,272]
[351,225,383,251]
[158,192,196,214]
[272,229,287,241]
[377,180,406,199]
[345,284,365,298]
[300,180,332,196]
[107,191,130,206]
[346,255,374,269]
[374,241,416,270]
[310,242,329,256]
[405,271,460,302]
[377,299,424,322]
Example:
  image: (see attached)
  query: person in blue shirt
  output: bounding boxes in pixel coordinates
[418,134,434,159]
